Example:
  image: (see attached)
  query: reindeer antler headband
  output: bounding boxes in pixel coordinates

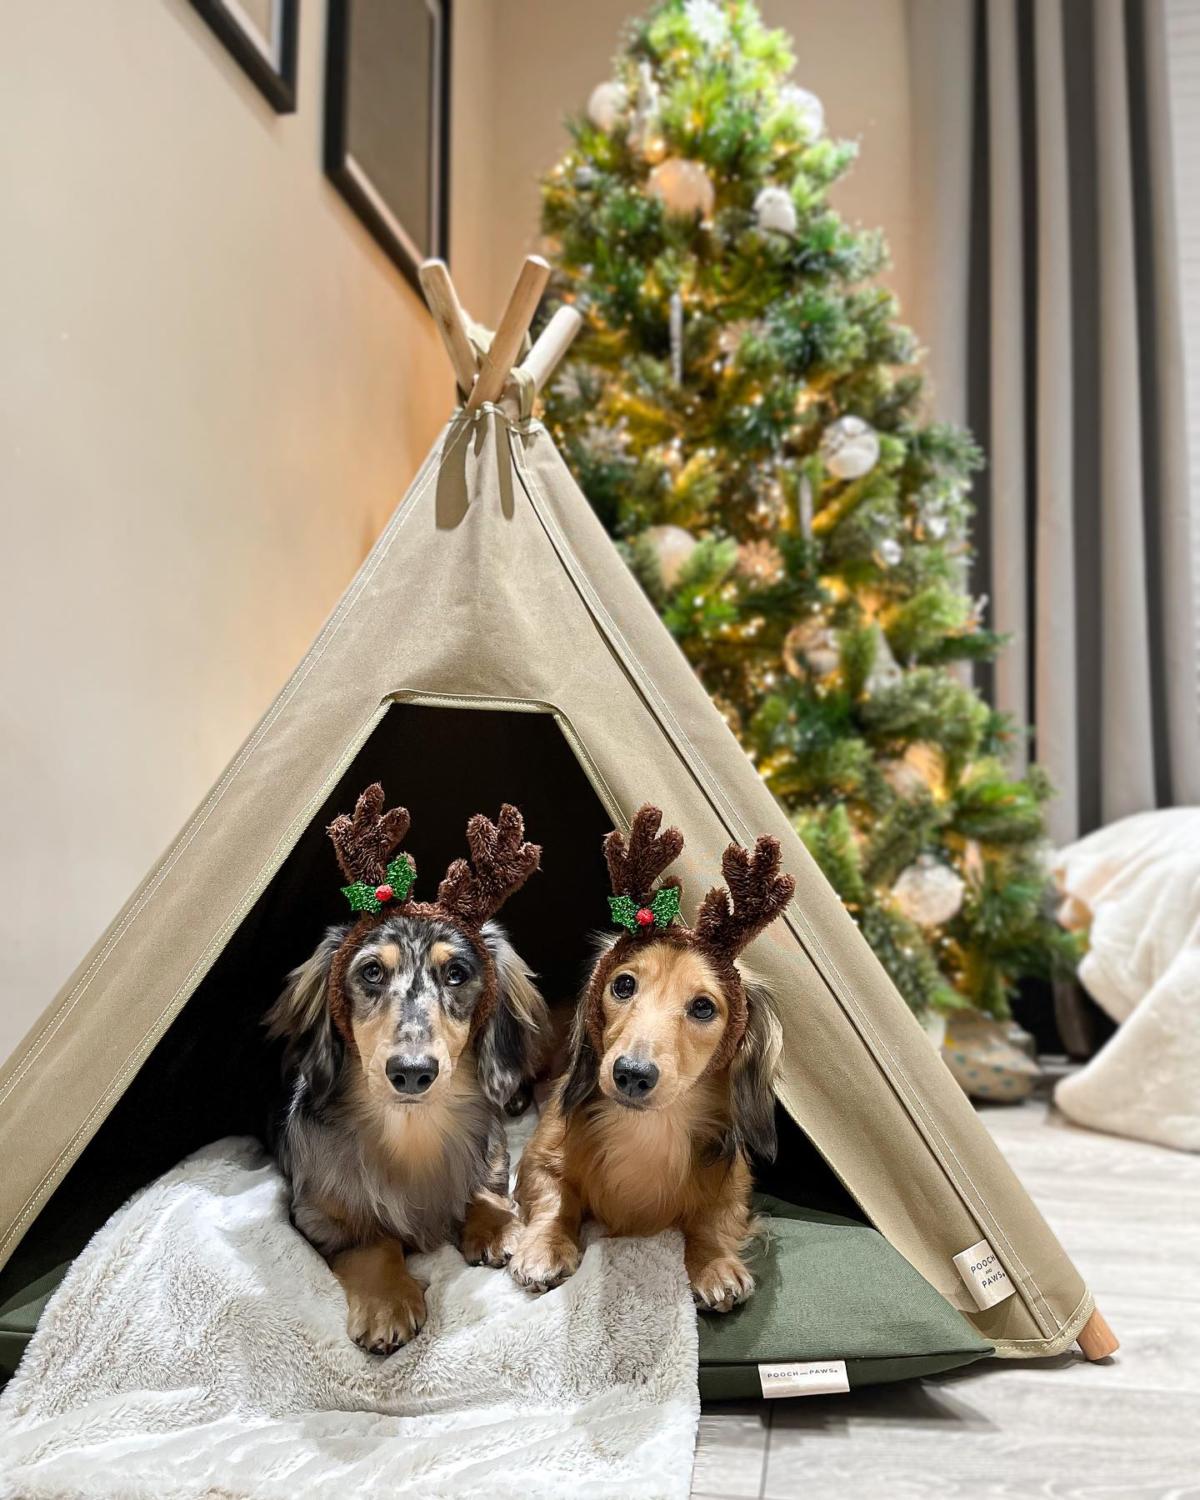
[325,783,541,1041]
[589,804,795,1066]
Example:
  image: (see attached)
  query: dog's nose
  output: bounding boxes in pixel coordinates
[613,1055,659,1100]
[386,1054,439,1096]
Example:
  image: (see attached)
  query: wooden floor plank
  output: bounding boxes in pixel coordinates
[691,1100,1200,1500]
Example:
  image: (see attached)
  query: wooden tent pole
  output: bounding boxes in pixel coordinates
[418,259,478,396]
[467,255,551,411]
[519,304,584,396]
[1076,1306,1119,1360]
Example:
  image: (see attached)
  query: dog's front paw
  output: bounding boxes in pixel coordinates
[461,1209,520,1268]
[690,1256,754,1314]
[346,1278,427,1355]
[509,1230,581,1294]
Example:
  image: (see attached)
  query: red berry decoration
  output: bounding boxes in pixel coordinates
[375,883,394,904]
[635,906,655,928]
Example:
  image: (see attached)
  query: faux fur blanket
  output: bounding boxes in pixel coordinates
[0,1138,699,1499]
[1053,808,1200,1152]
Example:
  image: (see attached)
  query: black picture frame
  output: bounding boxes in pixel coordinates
[190,0,299,113]
[324,0,452,295]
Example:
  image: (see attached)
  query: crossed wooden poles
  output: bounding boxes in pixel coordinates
[419,254,582,412]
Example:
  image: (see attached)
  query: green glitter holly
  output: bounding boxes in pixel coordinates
[341,853,416,914]
[609,884,682,934]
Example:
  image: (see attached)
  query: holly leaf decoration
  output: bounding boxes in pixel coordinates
[608,894,639,932]
[386,853,416,901]
[342,854,415,913]
[651,884,681,928]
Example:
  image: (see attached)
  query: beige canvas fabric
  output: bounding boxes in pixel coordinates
[0,406,1094,1357]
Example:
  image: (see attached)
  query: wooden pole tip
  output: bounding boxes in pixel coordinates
[1077,1306,1119,1361]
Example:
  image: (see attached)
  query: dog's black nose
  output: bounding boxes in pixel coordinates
[386,1055,439,1096]
[613,1055,659,1100]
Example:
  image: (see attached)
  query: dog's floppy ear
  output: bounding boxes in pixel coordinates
[265,926,346,1108]
[559,996,601,1116]
[476,921,549,1108]
[725,975,784,1163]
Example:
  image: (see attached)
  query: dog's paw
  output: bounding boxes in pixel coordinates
[690,1256,754,1314]
[462,1212,521,1268]
[508,1233,581,1295]
[346,1279,427,1356]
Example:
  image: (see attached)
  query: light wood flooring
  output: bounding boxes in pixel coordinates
[691,1099,1200,1500]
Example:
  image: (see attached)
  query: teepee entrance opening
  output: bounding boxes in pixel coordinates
[0,698,865,1330]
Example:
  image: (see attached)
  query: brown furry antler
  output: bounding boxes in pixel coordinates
[694,836,795,958]
[604,804,685,900]
[435,803,541,928]
[327,783,411,886]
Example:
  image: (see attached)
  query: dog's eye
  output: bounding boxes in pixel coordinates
[360,961,384,985]
[445,963,470,987]
[688,996,717,1021]
[612,973,636,1000]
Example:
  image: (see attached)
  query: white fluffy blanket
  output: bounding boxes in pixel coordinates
[1053,808,1200,1152]
[0,1138,699,1499]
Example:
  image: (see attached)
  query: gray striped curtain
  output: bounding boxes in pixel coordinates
[908,0,1200,843]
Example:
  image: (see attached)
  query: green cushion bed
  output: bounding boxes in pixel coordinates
[697,1195,993,1399]
[2,1194,992,1396]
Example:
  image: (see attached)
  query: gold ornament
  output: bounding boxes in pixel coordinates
[643,524,699,589]
[647,158,716,220]
[736,539,785,585]
[783,617,840,679]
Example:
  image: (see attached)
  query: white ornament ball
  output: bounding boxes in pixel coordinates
[647,157,716,220]
[877,537,903,567]
[684,0,730,47]
[644,524,699,589]
[587,80,628,134]
[892,855,966,928]
[753,185,797,236]
[820,415,880,480]
[779,83,825,139]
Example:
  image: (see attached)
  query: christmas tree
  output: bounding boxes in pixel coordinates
[539,0,1077,1019]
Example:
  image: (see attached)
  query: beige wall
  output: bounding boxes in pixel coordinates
[0,0,912,1062]
[0,0,468,1059]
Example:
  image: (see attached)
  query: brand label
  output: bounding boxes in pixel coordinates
[757,1359,849,1399]
[953,1238,1015,1309]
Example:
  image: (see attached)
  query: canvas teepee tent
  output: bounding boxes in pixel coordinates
[0,257,1115,1378]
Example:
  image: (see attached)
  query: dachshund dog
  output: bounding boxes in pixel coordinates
[267,785,546,1355]
[511,806,793,1313]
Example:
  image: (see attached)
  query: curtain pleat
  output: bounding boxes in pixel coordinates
[986,0,1030,767]
[907,0,1198,842]
[1094,0,1157,823]
[1032,0,1079,842]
